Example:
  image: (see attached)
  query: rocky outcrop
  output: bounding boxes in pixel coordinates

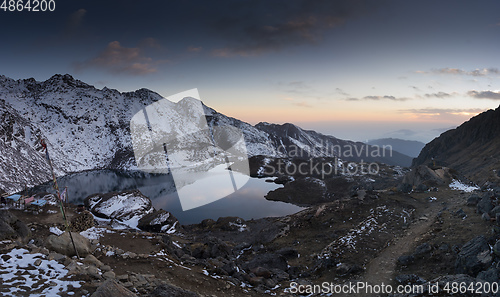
[137,210,178,233]
[455,236,492,277]
[402,165,453,187]
[45,231,92,257]
[265,177,329,206]
[84,190,154,228]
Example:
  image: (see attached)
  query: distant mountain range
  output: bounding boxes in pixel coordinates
[413,105,500,184]
[0,74,413,192]
[367,138,426,158]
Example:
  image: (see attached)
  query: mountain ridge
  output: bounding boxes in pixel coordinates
[413,105,500,184]
[1,74,410,192]
[367,138,426,158]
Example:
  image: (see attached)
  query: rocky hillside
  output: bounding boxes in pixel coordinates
[257,122,414,166]
[412,105,500,184]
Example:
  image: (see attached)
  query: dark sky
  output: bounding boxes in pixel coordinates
[1,0,500,141]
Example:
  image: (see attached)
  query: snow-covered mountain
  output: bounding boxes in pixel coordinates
[0,74,406,193]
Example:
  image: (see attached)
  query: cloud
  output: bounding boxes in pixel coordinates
[388,129,417,137]
[424,92,452,98]
[417,68,500,77]
[399,108,485,118]
[467,90,500,100]
[288,81,311,91]
[277,80,324,100]
[76,40,167,75]
[346,95,409,101]
[361,95,408,101]
[335,88,349,96]
[211,0,378,56]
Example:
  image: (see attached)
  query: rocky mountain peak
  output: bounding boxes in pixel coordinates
[44,74,91,89]
[413,105,500,184]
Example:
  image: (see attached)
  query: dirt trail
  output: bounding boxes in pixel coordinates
[357,197,443,296]
[363,212,439,289]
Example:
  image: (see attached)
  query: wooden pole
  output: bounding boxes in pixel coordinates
[42,139,80,258]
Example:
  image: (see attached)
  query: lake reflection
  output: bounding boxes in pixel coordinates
[32,170,303,225]
[149,177,304,224]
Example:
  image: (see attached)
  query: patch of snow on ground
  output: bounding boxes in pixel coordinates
[449,179,479,193]
[151,212,170,225]
[49,226,64,236]
[229,221,247,232]
[80,227,114,240]
[161,221,177,233]
[321,206,391,258]
[0,248,82,296]
[257,158,271,176]
[119,215,143,229]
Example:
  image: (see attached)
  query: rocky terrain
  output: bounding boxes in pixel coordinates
[1,74,500,297]
[1,166,500,297]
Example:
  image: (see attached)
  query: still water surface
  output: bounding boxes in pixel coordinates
[32,170,303,224]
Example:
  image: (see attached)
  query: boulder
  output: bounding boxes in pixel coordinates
[276,247,299,259]
[493,240,500,257]
[455,236,492,276]
[0,210,30,240]
[84,190,153,228]
[83,254,104,267]
[455,208,467,219]
[214,216,247,232]
[397,183,412,193]
[414,183,429,192]
[397,255,415,266]
[466,194,480,206]
[246,253,288,272]
[251,266,272,278]
[0,219,17,240]
[189,237,231,259]
[402,165,451,187]
[413,243,432,257]
[477,195,493,215]
[477,268,499,283]
[490,206,500,217]
[150,284,199,297]
[45,231,92,257]
[137,210,178,233]
[91,280,137,297]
